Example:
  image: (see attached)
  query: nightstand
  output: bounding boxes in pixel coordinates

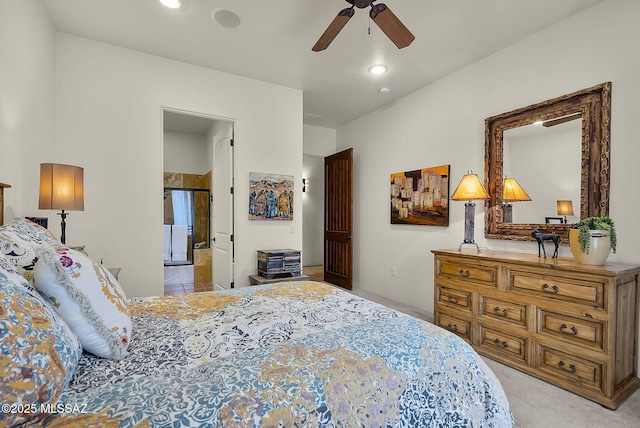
[249,274,309,286]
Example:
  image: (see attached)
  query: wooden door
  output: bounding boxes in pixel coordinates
[324,148,353,289]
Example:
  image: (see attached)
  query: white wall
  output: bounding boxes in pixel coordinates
[49,34,302,297]
[303,125,336,157]
[337,0,640,314]
[163,131,209,175]
[302,125,337,266]
[0,0,56,219]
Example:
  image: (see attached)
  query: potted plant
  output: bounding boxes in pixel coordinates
[569,216,617,265]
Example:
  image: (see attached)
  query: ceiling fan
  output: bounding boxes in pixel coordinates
[312,0,415,52]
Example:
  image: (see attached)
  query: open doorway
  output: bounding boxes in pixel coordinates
[302,154,324,281]
[162,109,234,295]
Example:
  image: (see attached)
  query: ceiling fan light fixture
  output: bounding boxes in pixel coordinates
[159,0,181,9]
[368,64,388,75]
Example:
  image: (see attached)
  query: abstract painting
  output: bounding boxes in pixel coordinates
[249,172,294,221]
[390,164,450,225]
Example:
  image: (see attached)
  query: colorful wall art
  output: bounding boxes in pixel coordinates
[390,165,450,225]
[249,172,294,221]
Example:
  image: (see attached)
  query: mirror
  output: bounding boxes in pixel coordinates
[164,188,210,265]
[502,119,582,224]
[485,82,611,242]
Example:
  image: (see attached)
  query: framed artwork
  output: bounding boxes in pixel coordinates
[249,172,294,221]
[545,216,564,224]
[390,165,450,226]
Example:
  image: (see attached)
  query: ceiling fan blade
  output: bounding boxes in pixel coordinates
[312,7,355,52]
[370,3,415,49]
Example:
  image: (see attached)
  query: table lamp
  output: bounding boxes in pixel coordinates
[502,177,531,223]
[38,163,84,244]
[557,200,573,224]
[451,170,489,252]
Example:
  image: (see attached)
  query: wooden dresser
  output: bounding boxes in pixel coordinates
[432,249,640,409]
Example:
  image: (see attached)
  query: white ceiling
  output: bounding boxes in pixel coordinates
[40,0,603,129]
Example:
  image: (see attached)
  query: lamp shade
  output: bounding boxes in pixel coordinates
[39,163,84,211]
[451,172,489,201]
[502,178,531,202]
[557,200,574,216]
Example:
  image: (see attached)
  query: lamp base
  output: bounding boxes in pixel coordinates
[57,210,68,245]
[458,241,482,253]
[503,203,513,223]
[458,202,482,253]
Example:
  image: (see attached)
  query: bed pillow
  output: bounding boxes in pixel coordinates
[0,253,83,427]
[33,246,131,360]
[10,217,60,243]
[0,218,60,281]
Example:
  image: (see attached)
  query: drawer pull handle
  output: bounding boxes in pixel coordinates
[542,284,559,294]
[559,324,578,335]
[493,307,508,317]
[447,295,459,304]
[493,338,508,348]
[559,361,576,373]
[447,323,458,332]
[458,269,471,279]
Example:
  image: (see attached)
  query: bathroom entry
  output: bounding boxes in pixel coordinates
[162,109,235,292]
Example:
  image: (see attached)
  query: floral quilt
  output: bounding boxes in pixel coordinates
[42,281,514,427]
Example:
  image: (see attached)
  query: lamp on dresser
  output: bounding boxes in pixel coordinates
[451,170,489,252]
[557,200,574,224]
[502,177,531,223]
[38,163,84,244]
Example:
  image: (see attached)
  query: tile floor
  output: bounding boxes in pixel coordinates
[164,282,214,295]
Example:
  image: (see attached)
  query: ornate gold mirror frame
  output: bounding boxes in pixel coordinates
[484,82,611,242]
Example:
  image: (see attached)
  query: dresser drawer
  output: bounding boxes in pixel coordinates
[435,312,471,342]
[536,345,603,393]
[437,260,497,288]
[478,325,527,363]
[538,309,604,351]
[511,272,604,308]
[480,296,527,327]
[436,286,471,312]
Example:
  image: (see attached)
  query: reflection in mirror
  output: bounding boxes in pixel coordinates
[502,119,581,224]
[485,82,611,242]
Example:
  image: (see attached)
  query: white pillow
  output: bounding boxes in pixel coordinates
[33,246,131,360]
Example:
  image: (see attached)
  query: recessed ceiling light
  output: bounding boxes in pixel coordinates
[159,0,181,9]
[211,9,241,28]
[368,65,388,75]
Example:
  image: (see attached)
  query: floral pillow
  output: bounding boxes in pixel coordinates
[0,254,83,427]
[33,246,131,360]
[0,218,60,281]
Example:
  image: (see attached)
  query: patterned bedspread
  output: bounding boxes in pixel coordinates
[58,281,513,427]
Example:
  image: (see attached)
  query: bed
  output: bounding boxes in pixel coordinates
[0,216,514,427]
